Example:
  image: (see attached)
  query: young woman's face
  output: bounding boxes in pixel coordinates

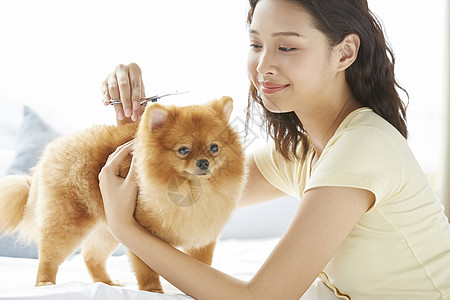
[247,0,340,113]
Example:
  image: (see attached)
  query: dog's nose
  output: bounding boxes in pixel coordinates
[196,159,210,170]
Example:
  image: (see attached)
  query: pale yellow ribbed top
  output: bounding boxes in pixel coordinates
[254,108,450,299]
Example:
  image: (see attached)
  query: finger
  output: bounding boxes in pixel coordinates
[107,73,125,120]
[107,72,120,101]
[111,142,134,168]
[101,80,111,106]
[108,140,134,162]
[140,78,146,98]
[135,78,147,121]
[104,141,131,166]
[104,141,134,175]
[118,139,134,152]
[129,63,143,121]
[137,105,146,121]
[126,154,138,183]
[113,104,125,121]
[129,63,142,108]
[116,65,132,118]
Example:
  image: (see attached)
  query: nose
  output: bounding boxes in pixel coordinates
[196,159,210,171]
[255,50,276,76]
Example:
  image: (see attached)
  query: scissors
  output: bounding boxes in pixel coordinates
[109,91,189,106]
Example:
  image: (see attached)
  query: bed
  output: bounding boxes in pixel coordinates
[0,238,341,300]
[0,106,340,299]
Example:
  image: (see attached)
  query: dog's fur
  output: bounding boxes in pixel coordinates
[0,96,245,293]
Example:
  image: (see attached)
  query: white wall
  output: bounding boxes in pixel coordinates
[368,1,447,180]
[0,0,251,131]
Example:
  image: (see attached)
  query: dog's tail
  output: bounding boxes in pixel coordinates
[0,175,31,235]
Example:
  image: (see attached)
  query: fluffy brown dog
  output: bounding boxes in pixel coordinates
[0,96,245,293]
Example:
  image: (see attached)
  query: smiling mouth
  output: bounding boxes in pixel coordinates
[259,81,290,94]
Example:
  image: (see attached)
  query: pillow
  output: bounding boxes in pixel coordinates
[5,106,60,175]
[0,106,60,258]
[0,234,38,259]
[220,196,298,240]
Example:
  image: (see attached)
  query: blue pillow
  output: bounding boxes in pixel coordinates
[0,233,39,258]
[0,106,60,258]
[5,106,60,175]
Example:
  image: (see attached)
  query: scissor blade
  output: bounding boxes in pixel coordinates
[141,91,190,102]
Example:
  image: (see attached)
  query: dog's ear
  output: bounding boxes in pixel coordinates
[148,104,168,131]
[211,96,233,121]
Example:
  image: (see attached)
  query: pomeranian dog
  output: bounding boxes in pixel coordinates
[0,96,245,293]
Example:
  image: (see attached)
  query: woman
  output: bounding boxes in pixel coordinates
[99,0,450,299]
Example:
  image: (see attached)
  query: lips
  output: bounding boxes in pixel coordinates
[258,81,290,94]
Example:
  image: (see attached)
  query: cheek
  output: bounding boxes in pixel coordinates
[287,55,329,87]
[247,52,259,84]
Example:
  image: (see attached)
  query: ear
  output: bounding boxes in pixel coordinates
[211,96,233,121]
[337,34,360,71]
[148,104,168,131]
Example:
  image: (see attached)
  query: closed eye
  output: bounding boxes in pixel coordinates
[279,47,297,52]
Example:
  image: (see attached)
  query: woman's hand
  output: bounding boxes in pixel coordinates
[102,63,146,123]
[99,140,139,236]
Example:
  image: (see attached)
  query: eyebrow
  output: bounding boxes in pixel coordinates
[249,29,303,38]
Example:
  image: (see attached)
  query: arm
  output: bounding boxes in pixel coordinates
[238,156,288,208]
[99,143,375,300]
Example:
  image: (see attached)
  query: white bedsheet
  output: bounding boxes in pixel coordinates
[0,238,339,300]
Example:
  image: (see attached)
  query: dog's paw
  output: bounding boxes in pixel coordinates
[140,284,164,294]
[105,279,123,287]
[36,281,55,287]
[148,288,164,294]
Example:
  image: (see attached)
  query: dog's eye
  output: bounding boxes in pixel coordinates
[209,144,219,154]
[178,147,190,155]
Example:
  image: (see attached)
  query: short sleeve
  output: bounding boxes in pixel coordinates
[253,144,301,197]
[305,127,403,210]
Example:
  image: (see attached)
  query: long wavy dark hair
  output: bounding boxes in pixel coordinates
[246,0,408,161]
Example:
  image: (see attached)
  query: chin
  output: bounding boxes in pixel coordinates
[261,95,293,113]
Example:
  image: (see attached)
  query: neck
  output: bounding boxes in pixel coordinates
[294,83,362,158]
